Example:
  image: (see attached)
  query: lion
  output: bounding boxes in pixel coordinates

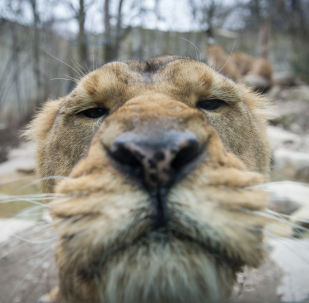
[27,55,271,303]
[231,52,254,76]
[207,45,273,92]
[207,45,241,81]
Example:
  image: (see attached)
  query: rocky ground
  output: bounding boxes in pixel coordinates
[0,84,309,302]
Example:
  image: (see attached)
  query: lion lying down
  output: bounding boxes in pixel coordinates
[27,56,270,303]
[207,45,273,92]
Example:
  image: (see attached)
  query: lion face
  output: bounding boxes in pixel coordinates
[29,56,270,303]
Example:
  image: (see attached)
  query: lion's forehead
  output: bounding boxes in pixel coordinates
[76,58,241,105]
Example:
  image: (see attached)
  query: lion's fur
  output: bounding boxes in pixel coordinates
[27,56,271,303]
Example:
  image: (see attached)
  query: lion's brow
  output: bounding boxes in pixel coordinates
[126,56,188,74]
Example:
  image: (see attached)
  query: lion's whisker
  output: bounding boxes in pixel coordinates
[217,40,238,74]
[0,197,51,203]
[49,197,74,205]
[18,176,70,191]
[63,73,80,82]
[0,193,66,198]
[13,205,45,219]
[263,230,309,263]
[0,176,33,186]
[0,193,68,202]
[266,208,309,225]
[248,180,309,190]
[50,77,78,83]
[70,58,89,77]
[23,243,56,262]
[240,208,309,233]
[0,224,54,259]
[179,38,201,61]
[43,50,84,78]
[11,234,57,245]
[8,250,54,300]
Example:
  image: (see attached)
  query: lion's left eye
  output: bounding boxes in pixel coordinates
[196,99,227,111]
[80,107,109,119]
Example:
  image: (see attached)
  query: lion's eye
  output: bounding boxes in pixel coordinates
[80,107,109,119]
[196,99,226,111]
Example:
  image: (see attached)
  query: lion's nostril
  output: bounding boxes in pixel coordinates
[171,140,201,172]
[111,143,142,168]
[153,150,165,161]
[108,131,203,189]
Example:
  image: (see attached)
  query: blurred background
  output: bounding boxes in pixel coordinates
[0,0,309,136]
[0,1,309,302]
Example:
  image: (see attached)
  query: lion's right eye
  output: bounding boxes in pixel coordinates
[196,99,227,111]
[80,107,109,119]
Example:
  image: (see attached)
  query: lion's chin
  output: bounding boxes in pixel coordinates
[76,238,236,303]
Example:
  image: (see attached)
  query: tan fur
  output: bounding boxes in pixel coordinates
[207,45,273,91]
[207,45,241,81]
[28,56,271,303]
[231,52,254,76]
[248,58,273,81]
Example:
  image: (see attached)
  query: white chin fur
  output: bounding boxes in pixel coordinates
[99,239,235,303]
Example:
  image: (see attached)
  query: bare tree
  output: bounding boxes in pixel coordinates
[289,0,308,38]
[102,0,158,62]
[258,19,270,59]
[0,1,24,112]
[189,0,231,38]
[114,0,125,58]
[28,0,42,100]
[63,0,94,68]
[103,0,127,62]
[103,0,113,62]
[77,0,89,68]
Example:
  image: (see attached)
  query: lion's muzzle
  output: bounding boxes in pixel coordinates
[108,130,204,188]
[107,129,205,227]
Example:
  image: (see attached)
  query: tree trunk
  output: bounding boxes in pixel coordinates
[114,0,124,59]
[29,0,42,102]
[258,19,270,59]
[103,0,113,62]
[77,0,89,68]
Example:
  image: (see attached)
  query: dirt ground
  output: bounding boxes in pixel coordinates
[0,224,57,303]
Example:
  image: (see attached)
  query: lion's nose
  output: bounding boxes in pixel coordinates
[108,130,203,189]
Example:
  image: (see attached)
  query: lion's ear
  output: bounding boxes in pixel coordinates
[23,98,63,142]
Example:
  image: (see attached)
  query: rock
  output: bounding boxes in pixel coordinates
[268,85,309,134]
[269,239,309,302]
[0,219,35,243]
[268,85,281,99]
[267,126,301,150]
[268,196,300,215]
[273,149,309,181]
[0,223,58,303]
[264,182,309,207]
[242,74,271,92]
[291,206,309,238]
[273,72,297,87]
[231,239,309,302]
[259,181,309,238]
[0,146,8,164]
[0,141,35,176]
[259,181,309,237]
[279,85,309,103]
[267,126,309,181]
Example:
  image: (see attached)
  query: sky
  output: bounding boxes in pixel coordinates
[56,0,200,34]
[0,0,244,35]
